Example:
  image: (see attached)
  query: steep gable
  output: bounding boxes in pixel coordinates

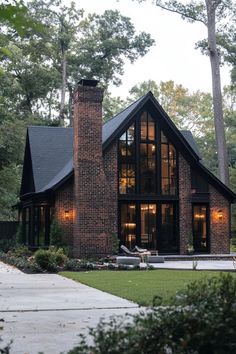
[20,93,236,202]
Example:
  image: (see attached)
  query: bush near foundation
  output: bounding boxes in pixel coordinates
[68,273,236,354]
[34,247,68,271]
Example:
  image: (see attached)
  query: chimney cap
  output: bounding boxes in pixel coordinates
[78,79,99,87]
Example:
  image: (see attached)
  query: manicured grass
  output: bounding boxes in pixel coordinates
[60,270,236,306]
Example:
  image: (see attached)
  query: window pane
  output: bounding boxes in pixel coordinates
[140,112,147,140]
[119,123,136,194]
[193,205,207,252]
[120,204,136,249]
[161,133,177,195]
[127,124,135,141]
[140,204,157,249]
[148,114,155,141]
[161,204,177,251]
[140,143,156,194]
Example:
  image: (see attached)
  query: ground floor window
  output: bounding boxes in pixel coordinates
[119,202,178,253]
[192,204,209,253]
[22,205,51,248]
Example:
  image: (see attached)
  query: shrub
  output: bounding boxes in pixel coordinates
[68,274,236,354]
[8,245,32,258]
[34,248,68,272]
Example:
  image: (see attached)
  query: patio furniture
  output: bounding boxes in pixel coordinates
[116,256,140,266]
[147,255,165,263]
[134,245,148,253]
[120,245,140,257]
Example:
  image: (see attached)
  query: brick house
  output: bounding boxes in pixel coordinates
[19,79,236,257]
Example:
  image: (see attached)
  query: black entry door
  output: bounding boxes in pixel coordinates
[192,205,209,253]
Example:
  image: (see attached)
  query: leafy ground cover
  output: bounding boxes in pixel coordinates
[60,269,236,305]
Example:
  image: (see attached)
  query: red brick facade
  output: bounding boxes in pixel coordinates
[54,179,74,248]
[209,185,230,254]
[179,154,192,254]
[178,154,230,254]
[72,83,115,258]
[52,83,232,258]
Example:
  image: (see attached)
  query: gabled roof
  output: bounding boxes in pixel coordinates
[21,92,236,202]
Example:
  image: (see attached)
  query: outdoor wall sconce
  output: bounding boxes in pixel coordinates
[64,210,70,220]
[217,210,223,221]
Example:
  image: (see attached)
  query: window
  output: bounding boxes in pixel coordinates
[193,205,208,252]
[22,205,50,248]
[119,124,135,194]
[140,204,157,249]
[120,204,136,249]
[118,112,178,196]
[140,143,156,194]
[160,203,177,252]
[161,132,177,195]
[140,113,156,194]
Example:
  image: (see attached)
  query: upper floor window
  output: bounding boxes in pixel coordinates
[161,133,177,195]
[140,112,155,141]
[118,111,178,196]
[119,124,135,194]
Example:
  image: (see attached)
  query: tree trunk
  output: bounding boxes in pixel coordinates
[68,82,73,127]
[205,0,229,185]
[59,50,67,126]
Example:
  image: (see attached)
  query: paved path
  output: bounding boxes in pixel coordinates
[0,263,139,354]
[150,260,236,270]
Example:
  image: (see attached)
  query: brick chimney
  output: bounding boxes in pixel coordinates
[73,79,112,258]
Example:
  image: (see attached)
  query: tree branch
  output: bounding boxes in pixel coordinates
[155,1,207,26]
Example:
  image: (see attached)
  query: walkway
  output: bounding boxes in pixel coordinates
[150,259,236,270]
[0,263,139,354]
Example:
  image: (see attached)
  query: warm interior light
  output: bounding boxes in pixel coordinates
[125,223,136,227]
[64,210,69,220]
[195,213,205,220]
[217,210,223,221]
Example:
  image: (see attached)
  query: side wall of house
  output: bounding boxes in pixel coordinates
[54,179,74,247]
[178,154,230,254]
[103,142,118,238]
[209,185,230,254]
[179,154,192,254]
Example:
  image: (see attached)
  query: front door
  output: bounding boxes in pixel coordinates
[192,204,209,253]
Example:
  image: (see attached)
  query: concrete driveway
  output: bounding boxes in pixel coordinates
[0,263,139,354]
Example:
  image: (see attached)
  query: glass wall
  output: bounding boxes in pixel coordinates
[119,202,177,252]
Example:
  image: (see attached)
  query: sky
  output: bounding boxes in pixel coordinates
[73,0,231,99]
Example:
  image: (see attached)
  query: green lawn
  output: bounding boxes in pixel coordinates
[60,270,236,306]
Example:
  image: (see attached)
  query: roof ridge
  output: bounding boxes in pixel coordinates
[103,92,151,126]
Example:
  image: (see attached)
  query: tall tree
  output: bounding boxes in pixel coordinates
[136,0,235,185]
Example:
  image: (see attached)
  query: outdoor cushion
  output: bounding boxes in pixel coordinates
[116,256,140,266]
[147,255,165,263]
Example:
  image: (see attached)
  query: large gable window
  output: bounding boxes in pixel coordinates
[118,111,177,196]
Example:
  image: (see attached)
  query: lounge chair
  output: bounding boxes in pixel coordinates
[134,245,148,253]
[120,245,140,257]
